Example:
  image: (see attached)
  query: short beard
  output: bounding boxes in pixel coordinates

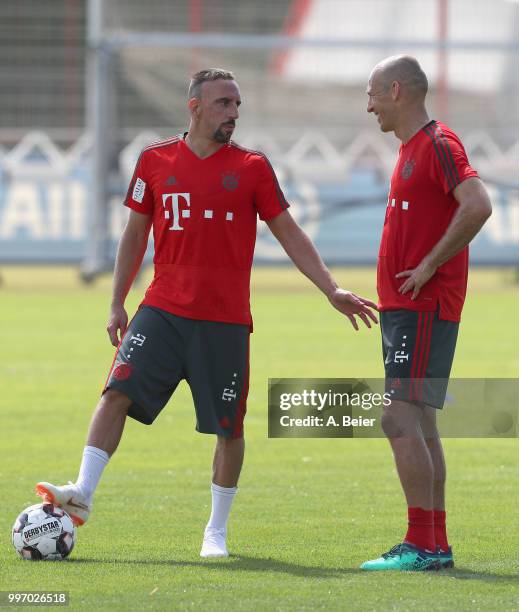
[214,126,233,143]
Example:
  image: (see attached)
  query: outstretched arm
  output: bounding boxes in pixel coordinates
[107,210,152,346]
[396,177,492,299]
[266,210,378,330]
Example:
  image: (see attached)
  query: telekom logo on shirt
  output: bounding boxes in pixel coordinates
[161,192,235,230]
[162,192,191,231]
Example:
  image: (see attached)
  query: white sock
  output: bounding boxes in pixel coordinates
[206,483,237,532]
[75,446,110,503]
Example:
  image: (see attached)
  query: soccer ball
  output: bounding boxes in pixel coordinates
[12,503,76,560]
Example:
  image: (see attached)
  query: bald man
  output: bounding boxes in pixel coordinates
[362,56,492,571]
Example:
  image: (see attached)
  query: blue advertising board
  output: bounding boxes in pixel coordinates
[0,158,517,265]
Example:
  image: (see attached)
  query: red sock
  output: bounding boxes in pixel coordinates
[434,509,449,552]
[404,507,435,552]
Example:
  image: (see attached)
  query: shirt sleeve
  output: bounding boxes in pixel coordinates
[430,129,479,195]
[124,150,154,214]
[253,155,290,221]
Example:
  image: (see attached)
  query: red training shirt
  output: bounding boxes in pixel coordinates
[377,120,478,322]
[124,135,289,327]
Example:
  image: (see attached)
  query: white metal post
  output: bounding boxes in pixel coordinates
[82,0,112,281]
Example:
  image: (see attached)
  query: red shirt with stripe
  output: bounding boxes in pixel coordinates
[377,120,479,322]
[124,135,289,327]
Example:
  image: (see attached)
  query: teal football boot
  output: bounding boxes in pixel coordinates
[437,546,454,569]
[361,542,441,571]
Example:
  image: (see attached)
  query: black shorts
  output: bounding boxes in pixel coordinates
[104,306,250,438]
[381,309,459,409]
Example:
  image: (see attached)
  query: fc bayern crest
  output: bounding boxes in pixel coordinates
[401,159,416,180]
[222,171,240,191]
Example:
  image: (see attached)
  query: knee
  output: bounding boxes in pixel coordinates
[381,409,405,438]
[101,389,131,415]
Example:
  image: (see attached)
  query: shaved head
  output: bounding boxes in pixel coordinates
[367,55,430,141]
[372,55,428,100]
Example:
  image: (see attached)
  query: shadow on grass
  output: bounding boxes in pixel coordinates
[67,554,357,578]
[437,568,519,585]
[66,555,518,584]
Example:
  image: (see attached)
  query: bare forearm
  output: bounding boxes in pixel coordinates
[424,206,490,269]
[397,178,492,299]
[111,228,148,306]
[268,211,378,329]
[277,226,337,297]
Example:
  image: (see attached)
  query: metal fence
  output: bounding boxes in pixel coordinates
[0,0,518,269]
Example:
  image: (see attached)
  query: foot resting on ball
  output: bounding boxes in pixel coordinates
[200,526,229,558]
[35,482,91,527]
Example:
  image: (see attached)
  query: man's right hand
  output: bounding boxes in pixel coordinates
[328,288,379,331]
[107,304,128,347]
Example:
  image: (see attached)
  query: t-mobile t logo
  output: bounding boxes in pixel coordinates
[162,192,191,231]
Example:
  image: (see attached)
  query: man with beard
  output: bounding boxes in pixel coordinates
[36,69,378,558]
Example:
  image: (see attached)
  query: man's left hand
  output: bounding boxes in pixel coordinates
[328,289,379,331]
[396,259,437,300]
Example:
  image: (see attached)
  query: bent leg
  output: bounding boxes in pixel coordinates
[35,389,132,524]
[68,389,133,506]
[87,388,132,456]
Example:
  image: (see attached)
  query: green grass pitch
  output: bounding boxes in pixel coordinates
[1,266,518,611]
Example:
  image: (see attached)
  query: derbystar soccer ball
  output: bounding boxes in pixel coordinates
[12,503,76,560]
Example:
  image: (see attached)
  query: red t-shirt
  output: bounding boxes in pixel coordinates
[377,120,478,322]
[124,135,289,326]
